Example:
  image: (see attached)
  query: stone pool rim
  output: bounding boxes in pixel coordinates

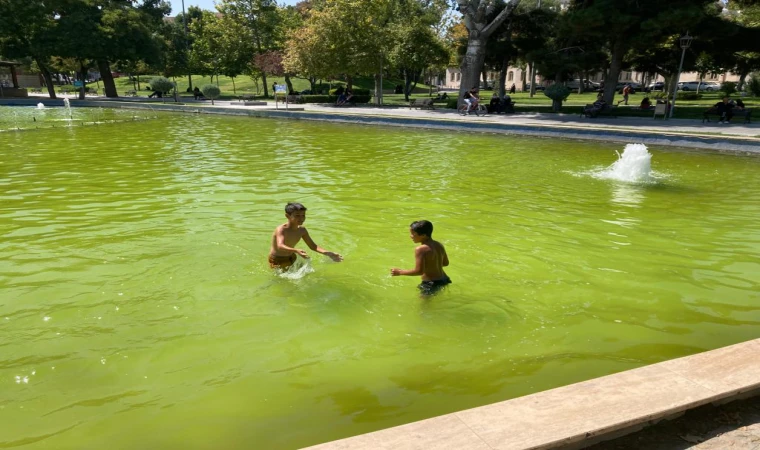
[2,98,759,154]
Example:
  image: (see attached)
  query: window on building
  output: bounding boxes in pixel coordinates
[450,72,455,82]
[709,73,719,80]
[508,71,514,81]
[521,72,526,81]
[456,73,461,81]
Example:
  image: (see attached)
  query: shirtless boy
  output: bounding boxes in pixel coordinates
[269,203,343,270]
[390,220,451,295]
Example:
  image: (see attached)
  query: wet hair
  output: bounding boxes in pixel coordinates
[285,202,307,214]
[410,220,433,237]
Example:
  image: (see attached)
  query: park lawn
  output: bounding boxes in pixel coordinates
[81,76,757,120]
[89,74,432,99]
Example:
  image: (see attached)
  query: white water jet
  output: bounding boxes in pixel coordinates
[598,143,652,182]
[62,98,72,120]
[36,103,45,109]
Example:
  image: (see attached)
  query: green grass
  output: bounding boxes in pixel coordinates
[76,76,757,120]
[84,74,432,99]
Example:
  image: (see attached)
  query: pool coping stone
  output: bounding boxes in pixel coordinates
[3,98,758,154]
[301,339,760,450]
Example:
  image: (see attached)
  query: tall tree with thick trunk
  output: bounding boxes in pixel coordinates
[456,0,522,103]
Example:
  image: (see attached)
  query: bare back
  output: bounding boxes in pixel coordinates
[418,239,448,281]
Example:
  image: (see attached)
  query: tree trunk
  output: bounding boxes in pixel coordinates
[36,59,57,99]
[97,60,118,98]
[498,56,508,98]
[78,63,87,100]
[603,39,625,104]
[458,37,487,105]
[262,73,269,98]
[552,99,562,112]
[481,69,488,89]
[232,76,237,94]
[284,75,294,94]
[188,75,193,91]
[374,72,382,106]
[137,74,141,91]
[346,75,353,89]
[738,72,748,91]
[403,69,410,101]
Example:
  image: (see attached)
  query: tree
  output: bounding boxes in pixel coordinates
[565,0,719,104]
[455,0,522,104]
[389,20,450,101]
[216,0,281,98]
[0,0,59,98]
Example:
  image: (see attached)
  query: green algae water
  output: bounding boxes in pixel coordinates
[2,107,760,449]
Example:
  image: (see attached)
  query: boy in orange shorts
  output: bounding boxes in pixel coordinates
[269,203,343,270]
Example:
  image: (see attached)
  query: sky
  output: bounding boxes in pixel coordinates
[170,0,299,15]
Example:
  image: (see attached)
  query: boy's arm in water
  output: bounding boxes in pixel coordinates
[275,227,309,258]
[391,246,425,276]
[441,244,449,267]
[302,229,343,262]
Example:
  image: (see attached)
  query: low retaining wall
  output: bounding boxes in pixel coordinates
[2,98,759,154]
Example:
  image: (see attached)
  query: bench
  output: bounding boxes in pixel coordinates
[238,94,256,102]
[409,98,435,110]
[581,103,617,118]
[702,108,752,124]
[490,100,516,114]
[125,90,138,97]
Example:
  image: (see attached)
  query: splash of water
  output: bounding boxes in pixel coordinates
[36,103,45,110]
[277,258,315,280]
[597,143,652,182]
[63,98,72,120]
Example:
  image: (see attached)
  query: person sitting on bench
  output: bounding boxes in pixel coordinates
[711,96,734,124]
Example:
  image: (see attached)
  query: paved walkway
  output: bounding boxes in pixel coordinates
[15,93,760,143]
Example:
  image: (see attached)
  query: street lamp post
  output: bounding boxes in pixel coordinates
[669,32,693,119]
[529,0,542,97]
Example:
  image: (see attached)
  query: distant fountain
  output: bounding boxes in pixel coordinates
[37,103,45,109]
[597,144,652,182]
[63,98,72,119]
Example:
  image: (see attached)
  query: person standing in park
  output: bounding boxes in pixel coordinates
[622,84,631,105]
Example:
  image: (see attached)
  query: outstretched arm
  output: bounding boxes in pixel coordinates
[303,229,343,262]
[391,247,425,276]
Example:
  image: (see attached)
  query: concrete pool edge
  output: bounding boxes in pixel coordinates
[301,338,760,450]
[3,99,759,154]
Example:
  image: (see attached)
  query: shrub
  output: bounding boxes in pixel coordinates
[201,84,221,105]
[446,98,459,109]
[544,84,571,112]
[328,88,370,96]
[278,94,373,104]
[676,92,702,100]
[720,81,737,96]
[150,77,174,94]
[747,73,760,97]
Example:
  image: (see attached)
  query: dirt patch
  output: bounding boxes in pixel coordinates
[588,395,760,450]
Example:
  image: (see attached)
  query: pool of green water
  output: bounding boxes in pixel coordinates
[1,107,759,449]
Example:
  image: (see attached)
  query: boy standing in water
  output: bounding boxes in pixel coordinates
[269,203,343,270]
[391,220,451,295]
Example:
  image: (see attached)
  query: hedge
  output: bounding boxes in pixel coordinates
[275,94,372,104]
[328,88,371,96]
[676,92,703,100]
